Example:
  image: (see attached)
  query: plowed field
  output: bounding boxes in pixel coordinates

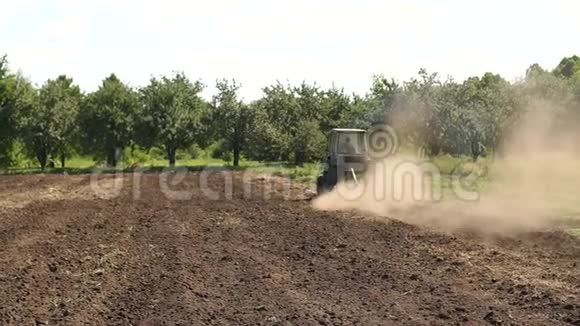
[0,172,578,325]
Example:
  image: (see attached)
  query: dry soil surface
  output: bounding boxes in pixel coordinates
[0,172,578,325]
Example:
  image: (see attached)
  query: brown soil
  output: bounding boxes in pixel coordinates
[0,172,578,325]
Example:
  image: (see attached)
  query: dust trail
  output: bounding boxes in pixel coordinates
[312,107,580,236]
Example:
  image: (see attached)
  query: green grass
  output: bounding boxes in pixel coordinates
[568,228,580,237]
[0,155,321,183]
[425,154,491,201]
[66,156,97,169]
[140,157,226,168]
[558,215,580,238]
[244,162,321,183]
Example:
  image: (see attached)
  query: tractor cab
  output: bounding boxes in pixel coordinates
[317,128,369,194]
[329,128,368,158]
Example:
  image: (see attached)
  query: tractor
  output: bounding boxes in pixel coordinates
[316,128,370,194]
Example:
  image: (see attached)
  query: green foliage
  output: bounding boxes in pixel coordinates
[456,72,516,159]
[292,119,326,164]
[252,82,300,162]
[175,149,190,161]
[377,69,520,160]
[186,144,203,159]
[245,102,289,161]
[2,53,580,171]
[148,146,166,160]
[362,74,401,128]
[210,79,253,166]
[207,140,230,160]
[524,63,574,103]
[319,86,352,130]
[123,146,149,167]
[138,73,206,166]
[249,81,354,165]
[1,140,33,168]
[553,55,580,78]
[0,55,20,167]
[221,150,233,164]
[14,75,82,170]
[80,74,139,167]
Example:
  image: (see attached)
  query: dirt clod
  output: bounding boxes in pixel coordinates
[484,311,503,325]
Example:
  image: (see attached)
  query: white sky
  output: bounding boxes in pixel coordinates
[1,0,579,100]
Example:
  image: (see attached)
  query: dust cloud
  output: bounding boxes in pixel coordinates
[312,106,580,236]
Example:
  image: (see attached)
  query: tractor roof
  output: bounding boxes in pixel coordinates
[331,128,366,133]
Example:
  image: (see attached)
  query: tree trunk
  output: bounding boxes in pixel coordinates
[294,150,305,167]
[233,143,241,167]
[60,153,66,168]
[167,146,176,167]
[471,139,480,162]
[107,149,118,167]
[36,150,47,171]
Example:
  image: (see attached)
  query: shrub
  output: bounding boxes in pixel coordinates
[206,140,228,159]
[148,147,166,160]
[187,144,204,159]
[123,147,149,167]
[176,149,189,161]
[222,151,233,164]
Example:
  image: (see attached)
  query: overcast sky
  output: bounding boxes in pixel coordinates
[2,0,579,100]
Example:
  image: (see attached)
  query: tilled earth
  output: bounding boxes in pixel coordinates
[0,172,578,325]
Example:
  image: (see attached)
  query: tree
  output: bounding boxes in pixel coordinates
[368,75,400,126]
[455,73,518,160]
[244,100,287,162]
[292,119,326,164]
[384,69,442,156]
[255,81,327,165]
[15,75,82,170]
[355,74,401,131]
[255,82,297,162]
[210,79,253,167]
[139,73,206,166]
[0,55,18,167]
[292,83,325,164]
[80,74,139,167]
[319,86,352,131]
[523,63,573,104]
[553,55,580,78]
